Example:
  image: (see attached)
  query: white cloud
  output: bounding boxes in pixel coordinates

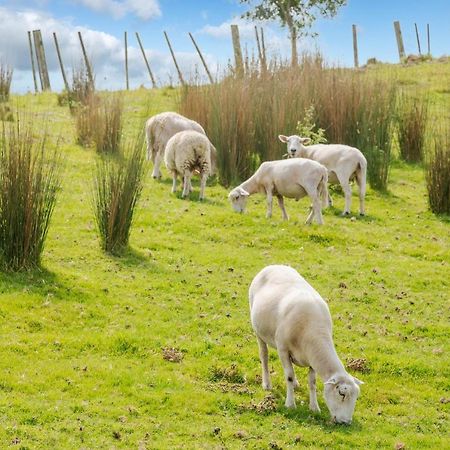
[200,17,259,39]
[0,7,215,93]
[72,0,161,21]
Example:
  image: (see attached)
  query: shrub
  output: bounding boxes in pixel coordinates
[0,63,13,102]
[426,130,450,215]
[92,136,147,254]
[296,105,327,145]
[397,95,428,163]
[0,122,61,270]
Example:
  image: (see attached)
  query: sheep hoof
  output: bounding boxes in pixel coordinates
[285,401,296,409]
[359,212,365,217]
[341,211,350,216]
[310,404,321,413]
[262,382,272,391]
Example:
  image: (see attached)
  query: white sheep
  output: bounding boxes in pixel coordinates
[145,111,217,179]
[279,135,367,216]
[249,265,363,424]
[228,158,328,225]
[164,130,212,200]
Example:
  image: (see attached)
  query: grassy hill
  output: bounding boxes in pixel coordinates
[0,62,449,449]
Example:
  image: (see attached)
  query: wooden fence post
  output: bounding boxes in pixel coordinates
[255,26,267,73]
[427,24,431,55]
[260,27,267,66]
[352,24,359,68]
[163,31,185,86]
[393,21,405,62]
[135,32,157,88]
[230,25,244,78]
[188,32,214,84]
[414,23,421,55]
[27,31,38,93]
[124,31,129,90]
[53,32,70,92]
[78,31,94,88]
[33,30,51,91]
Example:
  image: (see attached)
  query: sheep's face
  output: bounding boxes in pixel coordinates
[323,374,363,425]
[228,187,249,213]
[278,135,311,158]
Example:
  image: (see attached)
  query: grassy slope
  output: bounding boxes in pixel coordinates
[0,65,449,449]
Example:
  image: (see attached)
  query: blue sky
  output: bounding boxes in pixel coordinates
[1,0,449,93]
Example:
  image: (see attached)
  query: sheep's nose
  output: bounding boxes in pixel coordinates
[290,148,296,153]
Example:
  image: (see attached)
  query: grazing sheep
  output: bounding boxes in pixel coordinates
[249,265,363,424]
[164,130,212,200]
[145,111,217,179]
[279,135,367,216]
[228,159,328,225]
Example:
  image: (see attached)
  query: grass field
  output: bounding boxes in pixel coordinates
[0,62,449,449]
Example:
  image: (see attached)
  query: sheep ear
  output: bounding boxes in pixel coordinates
[278,135,289,143]
[239,188,250,197]
[324,377,337,385]
[301,137,311,145]
[353,376,364,386]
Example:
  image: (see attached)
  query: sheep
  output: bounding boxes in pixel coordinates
[228,158,328,225]
[278,135,367,216]
[145,111,217,179]
[164,130,213,200]
[249,265,364,424]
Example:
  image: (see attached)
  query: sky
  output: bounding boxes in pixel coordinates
[1,0,449,93]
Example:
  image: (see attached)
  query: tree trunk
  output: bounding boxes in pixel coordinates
[289,25,298,67]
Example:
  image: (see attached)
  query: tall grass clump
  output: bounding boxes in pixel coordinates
[426,129,450,215]
[0,63,13,102]
[74,95,123,154]
[180,55,397,190]
[0,122,61,270]
[92,136,147,254]
[397,95,428,163]
[91,95,123,154]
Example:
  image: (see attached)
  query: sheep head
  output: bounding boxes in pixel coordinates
[278,135,310,158]
[228,187,249,213]
[323,373,363,424]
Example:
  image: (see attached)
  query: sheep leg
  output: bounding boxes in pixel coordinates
[308,368,321,413]
[257,336,272,390]
[151,150,163,179]
[171,172,177,193]
[182,171,191,198]
[277,195,289,220]
[199,172,207,201]
[328,192,333,207]
[356,170,366,216]
[265,189,273,218]
[305,186,323,225]
[278,347,296,408]
[339,178,352,215]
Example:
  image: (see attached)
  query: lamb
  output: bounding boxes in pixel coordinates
[164,130,213,200]
[145,111,217,179]
[228,158,328,225]
[279,135,367,216]
[249,265,364,424]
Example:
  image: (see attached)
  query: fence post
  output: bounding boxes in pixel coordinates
[414,23,421,55]
[393,21,405,62]
[135,32,157,88]
[254,26,267,73]
[230,25,244,78]
[124,31,129,90]
[427,24,431,55]
[33,30,51,91]
[163,31,185,86]
[188,32,214,84]
[53,32,70,92]
[27,31,38,93]
[352,24,359,68]
[78,31,94,88]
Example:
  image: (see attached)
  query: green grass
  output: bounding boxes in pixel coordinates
[0,66,449,449]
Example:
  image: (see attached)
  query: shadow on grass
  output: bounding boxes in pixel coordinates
[105,246,160,270]
[0,266,88,302]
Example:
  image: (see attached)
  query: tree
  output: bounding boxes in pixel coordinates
[240,0,347,67]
